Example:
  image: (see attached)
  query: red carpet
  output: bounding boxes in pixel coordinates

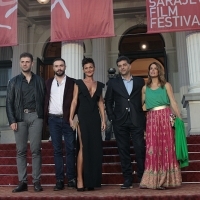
[0,184,200,200]
[0,136,200,199]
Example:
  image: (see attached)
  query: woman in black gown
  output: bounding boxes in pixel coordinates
[69,58,106,191]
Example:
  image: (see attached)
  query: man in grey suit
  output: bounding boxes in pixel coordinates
[105,56,145,189]
[6,52,45,193]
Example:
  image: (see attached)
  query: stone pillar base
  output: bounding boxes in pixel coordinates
[182,93,200,135]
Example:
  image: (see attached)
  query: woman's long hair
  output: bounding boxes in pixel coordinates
[146,62,166,88]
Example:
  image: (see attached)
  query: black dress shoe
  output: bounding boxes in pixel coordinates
[54,180,64,191]
[121,180,133,189]
[12,182,28,193]
[34,181,43,192]
[67,178,76,188]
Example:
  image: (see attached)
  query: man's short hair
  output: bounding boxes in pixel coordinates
[20,52,33,62]
[116,56,130,65]
[52,58,66,65]
[82,57,95,68]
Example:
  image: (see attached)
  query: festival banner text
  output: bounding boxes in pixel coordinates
[146,0,200,33]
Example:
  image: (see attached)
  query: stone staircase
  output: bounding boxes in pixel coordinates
[0,136,200,186]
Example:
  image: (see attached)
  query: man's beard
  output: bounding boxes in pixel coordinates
[55,70,65,76]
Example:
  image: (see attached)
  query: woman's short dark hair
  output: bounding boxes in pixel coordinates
[82,57,95,68]
[116,56,130,65]
[20,52,33,62]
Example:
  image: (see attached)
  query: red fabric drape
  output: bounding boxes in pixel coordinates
[0,0,17,47]
[51,0,115,42]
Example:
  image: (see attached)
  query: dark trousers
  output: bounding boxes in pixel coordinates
[113,114,145,182]
[48,116,76,181]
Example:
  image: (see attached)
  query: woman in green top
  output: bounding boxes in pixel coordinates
[140,62,182,190]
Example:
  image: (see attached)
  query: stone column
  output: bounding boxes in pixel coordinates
[61,41,84,79]
[11,19,29,77]
[28,24,37,73]
[92,38,109,140]
[182,31,200,135]
[186,31,200,93]
[28,24,35,55]
[175,32,189,119]
[92,38,108,85]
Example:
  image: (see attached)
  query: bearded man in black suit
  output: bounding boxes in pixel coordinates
[105,56,145,189]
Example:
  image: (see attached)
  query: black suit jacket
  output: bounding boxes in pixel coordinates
[105,75,145,127]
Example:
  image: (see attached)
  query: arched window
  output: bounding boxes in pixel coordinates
[119,25,167,81]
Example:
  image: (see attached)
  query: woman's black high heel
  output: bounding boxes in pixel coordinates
[77,187,85,192]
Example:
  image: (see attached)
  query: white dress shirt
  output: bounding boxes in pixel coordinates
[49,76,66,115]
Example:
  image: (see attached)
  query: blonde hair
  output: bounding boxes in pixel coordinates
[146,62,166,88]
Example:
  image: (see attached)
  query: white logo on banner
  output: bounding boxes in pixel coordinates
[51,0,70,19]
[0,0,17,29]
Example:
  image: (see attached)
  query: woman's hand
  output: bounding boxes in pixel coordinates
[69,118,74,129]
[101,121,106,132]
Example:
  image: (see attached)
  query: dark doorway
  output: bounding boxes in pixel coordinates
[118,25,167,111]
[37,41,62,140]
[118,25,167,81]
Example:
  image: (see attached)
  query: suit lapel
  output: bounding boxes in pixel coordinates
[130,76,137,97]
[117,76,129,97]
[63,76,70,97]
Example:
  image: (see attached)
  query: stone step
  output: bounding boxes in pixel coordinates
[0,171,200,186]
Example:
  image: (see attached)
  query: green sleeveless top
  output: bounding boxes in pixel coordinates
[145,85,170,110]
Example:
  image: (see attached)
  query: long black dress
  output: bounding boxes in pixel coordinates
[75,79,105,188]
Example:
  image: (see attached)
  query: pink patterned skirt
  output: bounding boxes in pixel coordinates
[140,106,182,189]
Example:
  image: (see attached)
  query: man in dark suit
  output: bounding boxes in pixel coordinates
[105,56,145,189]
[44,58,76,191]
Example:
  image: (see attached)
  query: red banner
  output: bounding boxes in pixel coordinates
[146,0,200,33]
[0,0,17,47]
[51,0,115,42]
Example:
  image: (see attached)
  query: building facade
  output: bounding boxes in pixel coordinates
[0,0,200,143]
